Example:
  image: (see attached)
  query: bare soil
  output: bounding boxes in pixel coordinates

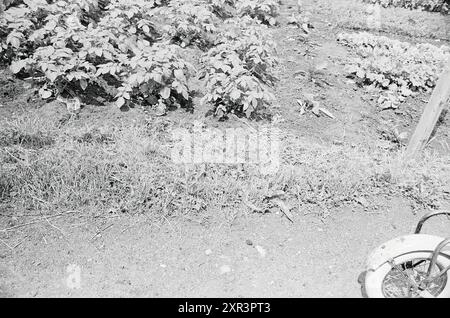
[1,197,449,298]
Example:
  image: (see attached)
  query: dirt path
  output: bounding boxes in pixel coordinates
[2,197,448,298]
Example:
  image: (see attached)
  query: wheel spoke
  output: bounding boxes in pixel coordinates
[382,258,447,298]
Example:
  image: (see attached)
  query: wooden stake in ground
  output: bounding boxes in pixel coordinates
[406,58,450,158]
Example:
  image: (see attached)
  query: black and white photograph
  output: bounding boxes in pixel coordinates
[0,0,449,300]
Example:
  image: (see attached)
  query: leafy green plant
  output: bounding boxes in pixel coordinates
[219,19,278,85]
[115,43,194,109]
[1,0,194,108]
[362,0,449,14]
[0,0,117,63]
[201,20,277,118]
[207,0,236,18]
[236,0,280,26]
[338,32,450,108]
[201,46,275,118]
[157,0,219,48]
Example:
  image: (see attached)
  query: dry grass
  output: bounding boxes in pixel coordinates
[0,110,449,223]
[309,0,450,42]
[280,135,450,211]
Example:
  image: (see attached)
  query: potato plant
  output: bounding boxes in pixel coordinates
[338,32,450,107]
[207,0,236,18]
[362,0,449,13]
[1,0,280,117]
[156,0,221,49]
[201,20,277,118]
[236,0,281,26]
[1,0,193,108]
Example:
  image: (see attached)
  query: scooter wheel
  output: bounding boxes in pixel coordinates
[365,251,450,298]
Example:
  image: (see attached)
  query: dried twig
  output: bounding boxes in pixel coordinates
[271,198,294,223]
[45,217,66,238]
[161,214,181,239]
[319,107,335,119]
[12,236,27,249]
[0,210,77,232]
[0,238,13,250]
[4,148,23,163]
[29,195,49,205]
[244,199,267,213]
[90,223,114,242]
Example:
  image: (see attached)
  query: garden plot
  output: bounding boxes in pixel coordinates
[0,0,449,298]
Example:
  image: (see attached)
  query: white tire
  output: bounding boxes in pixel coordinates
[365,251,450,298]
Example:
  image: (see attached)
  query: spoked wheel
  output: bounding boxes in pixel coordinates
[382,257,447,297]
[365,252,450,298]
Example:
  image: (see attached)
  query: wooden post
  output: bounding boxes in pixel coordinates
[405,58,450,158]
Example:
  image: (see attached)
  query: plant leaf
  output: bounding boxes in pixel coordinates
[39,88,52,99]
[80,79,88,91]
[116,97,126,108]
[160,86,171,99]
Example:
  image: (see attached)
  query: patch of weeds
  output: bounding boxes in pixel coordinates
[391,153,450,210]
[326,0,450,40]
[0,128,55,149]
[362,0,449,14]
[1,113,449,221]
[0,77,25,101]
[400,181,443,210]
[72,128,115,144]
[276,136,450,214]
[0,171,13,202]
[0,115,57,149]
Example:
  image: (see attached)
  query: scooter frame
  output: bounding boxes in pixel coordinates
[413,210,450,289]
